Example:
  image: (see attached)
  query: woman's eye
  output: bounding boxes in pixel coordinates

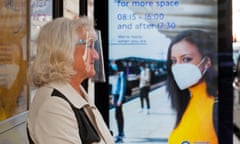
[87,44,92,49]
[171,59,177,65]
[183,57,193,63]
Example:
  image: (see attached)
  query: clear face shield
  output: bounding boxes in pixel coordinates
[78,30,106,82]
[92,30,106,82]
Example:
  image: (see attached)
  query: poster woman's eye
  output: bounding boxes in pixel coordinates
[182,57,193,63]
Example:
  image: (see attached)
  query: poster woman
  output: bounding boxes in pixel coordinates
[166,30,218,144]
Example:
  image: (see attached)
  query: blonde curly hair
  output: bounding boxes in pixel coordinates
[28,16,95,87]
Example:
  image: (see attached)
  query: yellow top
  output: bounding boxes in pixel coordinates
[168,81,218,144]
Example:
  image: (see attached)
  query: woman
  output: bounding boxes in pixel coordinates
[27,17,114,144]
[166,30,218,144]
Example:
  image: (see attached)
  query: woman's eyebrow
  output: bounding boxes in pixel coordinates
[181,53,194,57]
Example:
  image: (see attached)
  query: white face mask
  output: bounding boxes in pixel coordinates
[171,58,207,90]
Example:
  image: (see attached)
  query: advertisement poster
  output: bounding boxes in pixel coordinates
[108,0,218,143]
[30,0,52,60]
[0,0,28,121]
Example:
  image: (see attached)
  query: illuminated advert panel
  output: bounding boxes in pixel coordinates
[108,0,218,143]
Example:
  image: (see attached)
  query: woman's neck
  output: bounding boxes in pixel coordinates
[188,80,208,98]
[69,75,85,96]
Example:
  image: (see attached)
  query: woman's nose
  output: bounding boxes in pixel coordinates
[91,48,99,60]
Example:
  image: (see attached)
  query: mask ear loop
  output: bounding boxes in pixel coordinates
[202,65,208,75]
[198,57,209,75]
[197,57,207,67]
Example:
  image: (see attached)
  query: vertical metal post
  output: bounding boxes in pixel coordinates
[52,0,63,18]
[80,0,88,16]
[94,0,110,125]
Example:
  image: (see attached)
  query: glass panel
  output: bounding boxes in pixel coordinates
[0,0,28,121]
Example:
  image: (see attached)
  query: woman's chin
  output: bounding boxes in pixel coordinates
[88,70,96,78]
